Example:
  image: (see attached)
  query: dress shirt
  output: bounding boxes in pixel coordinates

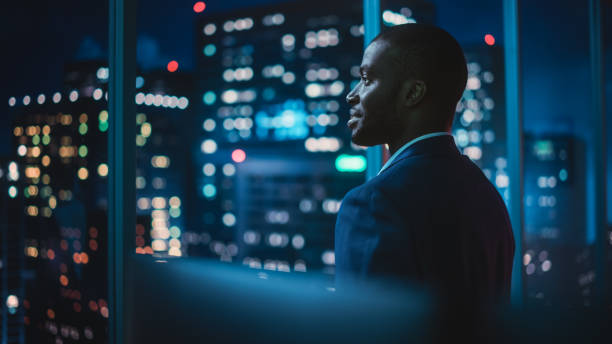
[377,132,451,175]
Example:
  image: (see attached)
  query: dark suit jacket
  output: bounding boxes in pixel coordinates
[334,135,515,305]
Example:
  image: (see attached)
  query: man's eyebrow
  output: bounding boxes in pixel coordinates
[359,65,371,75]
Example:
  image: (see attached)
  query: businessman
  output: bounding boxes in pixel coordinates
[335,23,515,307]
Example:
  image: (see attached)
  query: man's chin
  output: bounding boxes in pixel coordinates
[351,132,380,147]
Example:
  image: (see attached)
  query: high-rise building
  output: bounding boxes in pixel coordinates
[0,157,26,344]
[522,135,593,306]
[5,61,193,343]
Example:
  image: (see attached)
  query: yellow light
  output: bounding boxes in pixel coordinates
[77,167,89,180]
[26,126,37,136]
[79,113,88,123]
[140,122,152,137]
[59,146,76,158]
[42,207,52,217]
[26,246,39,258]
[151,210,168,219]
[151,197,166,209]
[61,114,72,125]
[27,185,38,196]
[97,163,109,177]
[30,147,41,158]
[99,110,109,122]
[42,155,50,166]
[49,196,57,209]
[151,239,167,251]
[136,135,146,146]
[168,247,182,256]
[25,167,41,178]
[13,127,23,136]
[151,227,170,240]
[81,252,89,264]
[26,205,38,216]
[136,113,147,124]
[151,155,170,168]
[42,125,50,135]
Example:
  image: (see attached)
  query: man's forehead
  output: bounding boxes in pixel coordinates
[361,40,401,71]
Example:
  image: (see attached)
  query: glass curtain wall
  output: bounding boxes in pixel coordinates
[520,0,604,307]
[114,0,611,341]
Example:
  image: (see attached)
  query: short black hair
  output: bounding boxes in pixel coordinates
[373,23,467,124]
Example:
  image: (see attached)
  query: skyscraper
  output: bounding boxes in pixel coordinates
[5,61,193,343]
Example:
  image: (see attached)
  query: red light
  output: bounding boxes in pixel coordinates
[167,60,179,72]
[232,149,246,163]
[193,1,206,13]
[484,34,495,46]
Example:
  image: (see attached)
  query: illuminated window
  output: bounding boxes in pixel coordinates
[201,139,217,154]
[98,163,109,177]
[77,167,89,180]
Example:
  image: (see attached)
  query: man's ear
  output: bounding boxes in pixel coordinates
[401,80,427,107]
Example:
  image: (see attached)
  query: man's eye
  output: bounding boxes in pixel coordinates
[361,76,371,85]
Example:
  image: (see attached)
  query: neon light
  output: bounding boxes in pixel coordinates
[335,154,367,172]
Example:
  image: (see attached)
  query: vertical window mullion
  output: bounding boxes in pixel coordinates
[108,0,137,343]
[503,0,525,307]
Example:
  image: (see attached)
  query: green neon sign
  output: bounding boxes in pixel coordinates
[335,154,367,172]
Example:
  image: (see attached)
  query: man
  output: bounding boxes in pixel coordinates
[334,23,515,307]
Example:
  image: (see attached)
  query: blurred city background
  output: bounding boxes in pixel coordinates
[1,0,611,342]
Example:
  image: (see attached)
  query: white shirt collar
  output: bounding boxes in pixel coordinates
[377,132,451,176]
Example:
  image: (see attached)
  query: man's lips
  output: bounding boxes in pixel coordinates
[347,115,360,128]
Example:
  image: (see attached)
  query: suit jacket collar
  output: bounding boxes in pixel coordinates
[379,135,461,175]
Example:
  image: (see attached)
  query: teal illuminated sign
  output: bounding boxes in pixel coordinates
[335,154,366,172]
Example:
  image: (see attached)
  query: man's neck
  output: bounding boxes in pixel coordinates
[387,129,450,156]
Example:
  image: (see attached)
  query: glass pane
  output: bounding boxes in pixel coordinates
[383,0,508,201]
[2,1,109,342]
[133,1,368,277]
[521,1,596,307]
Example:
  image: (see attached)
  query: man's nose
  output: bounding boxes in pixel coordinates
[346,88,359,105]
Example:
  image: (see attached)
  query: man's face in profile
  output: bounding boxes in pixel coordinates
[346,40,402,147]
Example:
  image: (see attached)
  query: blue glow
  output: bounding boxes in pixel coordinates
[203,184,217,198]
[203,91,216,105]
[203,44,216,56]
[262,88,275,101]
[136,76,145,88]
[241,44,254,55]
[254,99,309,141]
